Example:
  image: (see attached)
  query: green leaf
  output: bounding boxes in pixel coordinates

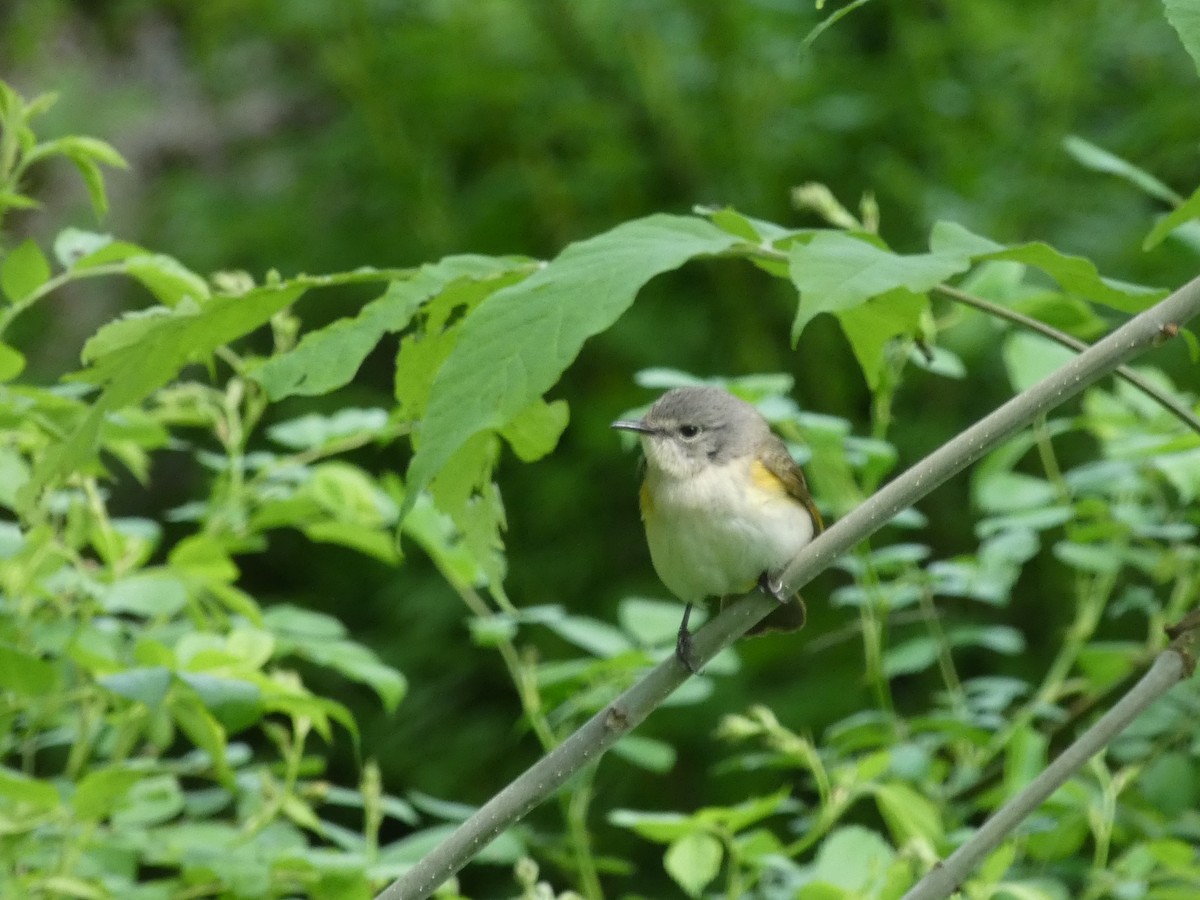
[543,614,634,658]
[664,831,723,898]
[177,673,263,733]
[72,766,143,821]
[57,135,129,169]
[1153,447,1200,503]
[810,826,896,892]
[403,214,742,515]
[27,282,305,499]
[1164,0,1200,76]
[268,408,391,451]
[287,638,406,712]
[0,445,30,507]
[498,398,569,462]
[607,808,692,842]
[67,152,110,218]
[0,767,59,811]
[1062,135,1180,204]
[111,774,186,828]
[788,232,968,343]
[931,220,1165,313]
[98,666,173,709]
[54,228,113,267]
[619,597,691,647]
[169,692,231,785]
[254,274,433,401]
[873,782,943,845]
[101,570,189,617]
[882,637,939,678]
[837,288,929,389]
[124,254,211,306]
[1001,332,1077,393]
[611,735,677,773]
[0,641,60,696]
[1,238,51,303]
[1145,185,1200,250]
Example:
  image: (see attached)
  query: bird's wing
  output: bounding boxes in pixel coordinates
[757,435,824,534]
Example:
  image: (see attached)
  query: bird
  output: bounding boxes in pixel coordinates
[612,386,823,671]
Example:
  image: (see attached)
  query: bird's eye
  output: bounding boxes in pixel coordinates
[678,424,701,440]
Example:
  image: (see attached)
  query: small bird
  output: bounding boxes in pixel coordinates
[612,386,823,671]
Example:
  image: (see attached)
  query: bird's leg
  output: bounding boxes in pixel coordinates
[675,603,700,674]
[758,571,788,604]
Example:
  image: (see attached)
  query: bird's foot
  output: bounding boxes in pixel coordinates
[675,602,701,674]
[758,571,789,604]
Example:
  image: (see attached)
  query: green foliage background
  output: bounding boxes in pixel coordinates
[1,2,1200,898]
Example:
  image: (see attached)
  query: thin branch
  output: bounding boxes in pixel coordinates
[900,641,1193,900]
[935,283,1200,437]
[376,273,1200,900]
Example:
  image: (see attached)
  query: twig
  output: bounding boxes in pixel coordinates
[376,273,1200,900]
[900,644,1192,900]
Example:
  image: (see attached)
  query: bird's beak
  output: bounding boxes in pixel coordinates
[611,418,655,434]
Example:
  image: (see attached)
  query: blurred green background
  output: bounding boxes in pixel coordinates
[2,0,1198,894]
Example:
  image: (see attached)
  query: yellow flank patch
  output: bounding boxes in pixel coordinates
[638,480,655,519]
[750,459,789,497]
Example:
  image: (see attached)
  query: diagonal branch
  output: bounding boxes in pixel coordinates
[376,273,1200,900]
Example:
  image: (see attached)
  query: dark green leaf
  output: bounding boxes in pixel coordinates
[403,214,742,515]
[1062,135,1180,204]
[1144,185,1200,250]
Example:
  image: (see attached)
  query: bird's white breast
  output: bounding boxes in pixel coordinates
[643,456,815,602]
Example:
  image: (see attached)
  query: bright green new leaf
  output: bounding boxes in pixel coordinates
[0,767,59,811]
[169,692,232,785]
[0,641,60,696]
[809,826,897,893]
[664,830,723,898]
[26,283,305,501]
[607,808,693,842]
[125,254,211,306]
[1164,0,1200,76]
[72,766,144,821]
[1,238,50,303]
[932,220,1165,312]
[1145,184,1200,250]
[836,288,929,389]
[498,398,569,462]
[403,214,744,516]
[788,232,968,343]
[253,259,510,401]
[873,782,944,845]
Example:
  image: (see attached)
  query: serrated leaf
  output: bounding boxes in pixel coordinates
[664,831,723,898]
[26,283,305,500]
[254,275,431,401]
[788,232,968,343]
[1,239,50,303]
[403,214,743,516]
[931,220,1165,313]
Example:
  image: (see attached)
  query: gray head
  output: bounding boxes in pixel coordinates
[612,386,771,477]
